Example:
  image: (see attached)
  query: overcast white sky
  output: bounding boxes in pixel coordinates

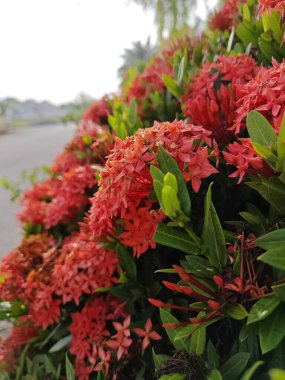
[0,0,217,104]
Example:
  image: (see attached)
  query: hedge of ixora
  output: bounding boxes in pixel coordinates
[1,0,285,379]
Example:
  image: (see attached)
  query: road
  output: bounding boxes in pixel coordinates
[0,123,76,257]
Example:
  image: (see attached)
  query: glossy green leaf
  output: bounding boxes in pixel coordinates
[202,184,227,271]
[246,111,277,147]
[162,74,179,98]
[65,354,75,380]
[252,142,277,163]
[247,296,280,325]
[258,247,285,270]
[150,165,164,184]
[220,353,251,380]
[152,349,169,370]
[259,304,285,354]
[225,304,248,320]
[157,146,191,216]
[255,229,285,250]
[240,361,263,380]
[207,340,220,369]
[154,223,200,254]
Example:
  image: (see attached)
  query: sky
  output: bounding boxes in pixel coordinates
[0,0,218,105]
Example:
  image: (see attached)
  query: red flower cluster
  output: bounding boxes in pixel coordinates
[258,0,285,16]
[223,138,269,182]
[88,120,217,256]
[53,230,119,305]
[236,59,285,133]
[19,165,98,229]
[209,0,247,31]
[182,54,259,143]
[81,97,111,126]
[69,296,127,380]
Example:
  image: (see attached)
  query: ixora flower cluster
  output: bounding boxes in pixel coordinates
[1,1,285,379]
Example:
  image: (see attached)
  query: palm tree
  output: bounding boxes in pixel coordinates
[118,38,157,78]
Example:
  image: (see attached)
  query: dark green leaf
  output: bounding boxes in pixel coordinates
[184,255,217,279]
[220,353,251,380]
[207,340,220,369]
[202,185,227,270]
[116,244,137,281]
[259,304,285,354]
[277,113,285,171]
[207,369,223,380]
[258,247,285,270]
[154,223,200,254]
[190,325,206,355]
[272,283,285,302]
[255,229,285,250]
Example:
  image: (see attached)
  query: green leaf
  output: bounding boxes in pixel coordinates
[243,4,251,21]
[277,113,285,171]
[246,111,277,147]
[184,255,217,279]
[247,296,280,325]
[207,369,222,380]
[272,283,285,302]
[259,304,285,354]
[129,99,137,125]
[258,247,285,270]
[247,177,285,214]
[207,340,220,369]
[220,353,251,380]
[162,74,179,98]
[177,57,185,85]
[240,361,263,380]
[159,374,185,380]
[65,354,75,380]
[48,335,71,353]
[116,244,137,281]
[159,308,188,352]
[239,211,261,226]
[202,184,227,271]
[150,165,164,183]
[270,369,285,380]
[154,180,163,206]
[225,304,248,320]
[157,146,191,216]
[154,223,200,254]
[252,142,277,163]
[190,325,206,355]
[152,349,169,370]
[255,229,285,250]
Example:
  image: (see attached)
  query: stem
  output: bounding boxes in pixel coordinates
[248,292,274,302]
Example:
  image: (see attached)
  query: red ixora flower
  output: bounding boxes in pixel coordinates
[223,138,272,183]
[182,54,259,143]
[69,296,127,380]
[52,229,119,305]
[133,318,162,353]
[209,0,247,31]
[258,0,285,16]
[88,120,217,256]
[236,59,285,133]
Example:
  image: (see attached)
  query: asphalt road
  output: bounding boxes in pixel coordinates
[0,123,76,257]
